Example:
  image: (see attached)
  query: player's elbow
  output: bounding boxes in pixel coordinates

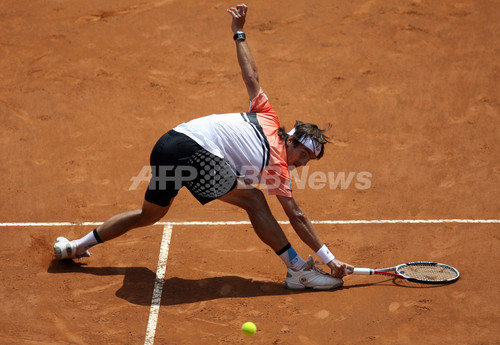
[289,208,307,225]
[242,71,259,86]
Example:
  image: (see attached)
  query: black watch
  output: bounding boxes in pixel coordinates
[233,31,246,41]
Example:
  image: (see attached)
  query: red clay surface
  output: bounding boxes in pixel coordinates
[1,0,499,344]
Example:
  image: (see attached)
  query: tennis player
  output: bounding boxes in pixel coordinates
[54,4,353,289]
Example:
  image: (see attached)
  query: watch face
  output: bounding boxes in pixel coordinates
[234,32,246,41]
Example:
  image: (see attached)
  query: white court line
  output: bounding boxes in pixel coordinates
[144,224,173,345]
[0,219,499,227]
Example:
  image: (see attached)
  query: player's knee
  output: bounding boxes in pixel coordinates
[138,209,166,226]
[140,213,162,226]
[243,188,267,211]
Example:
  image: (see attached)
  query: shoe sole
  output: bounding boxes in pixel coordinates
[285,281,311,290]
[54,237,73,259]
[285,280,344,290]
[54,243,63,259]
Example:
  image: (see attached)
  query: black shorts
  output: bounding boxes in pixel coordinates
[145,130,238,207]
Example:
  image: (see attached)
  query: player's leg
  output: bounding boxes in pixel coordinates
[218,183,288,252]
[95,199,171,242]
[218,182,343,290]
[54,130,193,260]
[218,182,308,271]
[54,199,171,259]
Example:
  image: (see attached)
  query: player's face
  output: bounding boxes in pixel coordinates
[286,140,315,167]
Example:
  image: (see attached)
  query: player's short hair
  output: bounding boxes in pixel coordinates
[278,121,331,159]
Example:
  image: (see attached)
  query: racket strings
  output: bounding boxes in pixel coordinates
[397,264,458,282]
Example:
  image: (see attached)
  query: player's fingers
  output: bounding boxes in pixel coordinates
[231,7,241,17]
[332,267,343,278]
[226,8,238,18]
[238,4,248,15]
[336,264,347,277]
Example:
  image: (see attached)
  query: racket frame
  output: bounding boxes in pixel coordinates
[353,261,460,284]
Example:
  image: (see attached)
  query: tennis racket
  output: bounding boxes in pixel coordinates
[353,261,460,284]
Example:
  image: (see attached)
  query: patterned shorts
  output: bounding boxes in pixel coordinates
[145,130,238,206]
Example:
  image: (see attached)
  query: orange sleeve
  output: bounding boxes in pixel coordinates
[250,88,290,196]
[249,88,276,115]
[261,162,292,197]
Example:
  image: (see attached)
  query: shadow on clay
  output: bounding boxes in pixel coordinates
[47,260,434,306]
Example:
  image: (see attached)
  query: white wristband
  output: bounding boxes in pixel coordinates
[316,244,335,264]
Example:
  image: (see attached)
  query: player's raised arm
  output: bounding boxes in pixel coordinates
[227,4,260,100]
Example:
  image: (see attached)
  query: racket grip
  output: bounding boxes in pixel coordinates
[353,268,374,275]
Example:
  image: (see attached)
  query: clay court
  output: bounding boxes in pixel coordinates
[1,0,499,344]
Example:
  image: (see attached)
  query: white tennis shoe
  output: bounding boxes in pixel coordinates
[53,237,90,259]
[285,255,343,290]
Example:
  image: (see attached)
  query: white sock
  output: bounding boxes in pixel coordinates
[75,229,102,254]
[276,243,306,271]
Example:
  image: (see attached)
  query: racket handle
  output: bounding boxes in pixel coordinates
[353,268,374,275]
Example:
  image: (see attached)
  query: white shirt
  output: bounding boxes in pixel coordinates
[174,113,266,179]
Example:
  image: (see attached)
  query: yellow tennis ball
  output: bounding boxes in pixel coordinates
[241,321,257,336]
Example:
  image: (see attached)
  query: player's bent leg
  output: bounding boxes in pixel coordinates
[218,182,289,252]
[218,183,342,290]
[96,199,171,242]
[54,199,171,259]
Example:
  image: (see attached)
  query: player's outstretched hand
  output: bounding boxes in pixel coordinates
[226,4,248,33]
[327,259,354,278]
